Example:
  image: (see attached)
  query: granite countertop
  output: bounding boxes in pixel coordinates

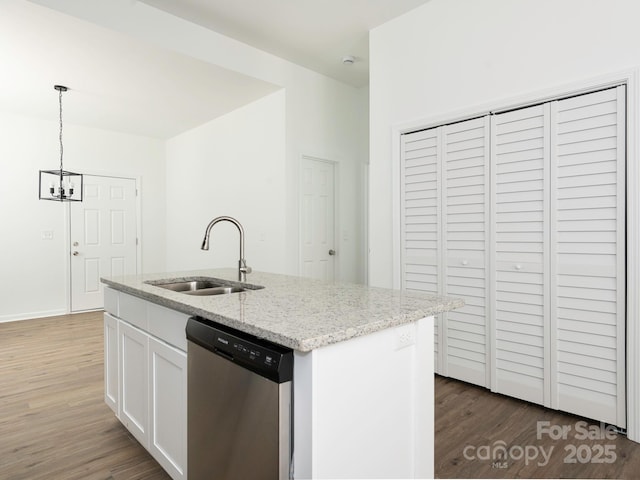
[101,268,464,352]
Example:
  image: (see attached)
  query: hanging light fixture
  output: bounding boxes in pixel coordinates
[39,85,83,202]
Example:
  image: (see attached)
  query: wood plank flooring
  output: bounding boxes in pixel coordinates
[0,312,170,480]
[435,375,640,479]
[4,312,640,479]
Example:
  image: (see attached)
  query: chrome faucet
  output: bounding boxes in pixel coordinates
[201,216,252,282]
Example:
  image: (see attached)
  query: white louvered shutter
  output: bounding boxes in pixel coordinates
[400,128,443,371]
[549,86,626,426]
[442,117,490,386]
[491,104,551,406]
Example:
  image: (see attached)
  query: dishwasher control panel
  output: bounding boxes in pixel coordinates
[186,316,293,383]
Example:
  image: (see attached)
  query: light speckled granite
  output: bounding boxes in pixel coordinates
[101,269,464,352]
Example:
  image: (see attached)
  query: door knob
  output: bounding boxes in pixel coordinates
[461,260,469,266]
[515,264,522,270]
[72,251,79,256]
[328,249,336,256]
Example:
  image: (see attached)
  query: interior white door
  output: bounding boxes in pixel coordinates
[400,127,442,370]
[442,116,490,387]
[399,86,627,428]
[490,103,551,406]
[70,175,137,311]
[400,118,490,384]
[549,86,626,427]
[300,157,336,281]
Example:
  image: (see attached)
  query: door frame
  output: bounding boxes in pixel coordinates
[298,155,340,281]
[391,68,640,442]
[64,172,142,313]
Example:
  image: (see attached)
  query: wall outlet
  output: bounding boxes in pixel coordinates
[396,324,415,350]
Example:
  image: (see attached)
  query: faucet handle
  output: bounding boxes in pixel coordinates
[240,265,252,275]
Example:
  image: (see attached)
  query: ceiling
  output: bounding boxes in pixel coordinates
[138,0,431,88]
[1,0,280,138]
[3,0,430,139]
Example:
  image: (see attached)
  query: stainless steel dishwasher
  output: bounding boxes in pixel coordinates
[186,316,294,480]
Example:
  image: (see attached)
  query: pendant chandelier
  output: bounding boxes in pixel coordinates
[38,85,83,202]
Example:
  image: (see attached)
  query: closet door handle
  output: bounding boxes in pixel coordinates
[461,260,469,266]
[514,264,523,271]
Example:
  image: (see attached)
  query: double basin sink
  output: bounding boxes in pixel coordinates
[145,277,263,297]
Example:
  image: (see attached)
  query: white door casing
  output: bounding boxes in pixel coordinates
[300,157,336,281]
[70,175,137,311]
[393,70,638,441]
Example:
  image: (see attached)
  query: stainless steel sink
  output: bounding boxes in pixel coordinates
[145,277,263,296]
[153,280,226,292]
[183,285,246,296]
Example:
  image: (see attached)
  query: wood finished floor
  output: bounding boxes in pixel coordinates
[0,312,170,480]
[4,312,640,479]
[435,375,640,479]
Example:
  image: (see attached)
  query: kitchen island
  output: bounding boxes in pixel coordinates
[101,269,463,479]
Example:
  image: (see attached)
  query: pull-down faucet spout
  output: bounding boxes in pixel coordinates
[201,216,251,282]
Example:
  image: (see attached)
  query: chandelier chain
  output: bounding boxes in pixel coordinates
[58,87,63,172]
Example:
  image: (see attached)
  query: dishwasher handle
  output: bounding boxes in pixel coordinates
[186,316,293,383]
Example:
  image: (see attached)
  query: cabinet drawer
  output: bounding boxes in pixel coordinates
[147,303,188,352]
[104,287,119,316]
[119,292,149,331]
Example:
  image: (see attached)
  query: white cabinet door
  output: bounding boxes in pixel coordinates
[490,103,551,406]
[104,313,119,415]
[549,86,626,426]
[119,320,149,447]
[442,117,490,387]
[149,337,187,480]
[400,127,442,371]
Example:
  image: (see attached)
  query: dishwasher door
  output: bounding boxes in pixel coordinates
[187,318,293,480]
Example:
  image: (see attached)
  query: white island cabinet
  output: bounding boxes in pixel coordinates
[293,319,434,479]
[102,269,463,479]
[103,286,188,480]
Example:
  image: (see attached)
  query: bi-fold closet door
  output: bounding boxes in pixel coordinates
[400,116,491,388]
[491,86,626,427]
[400,85,626,427]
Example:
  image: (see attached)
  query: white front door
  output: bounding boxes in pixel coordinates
[300,157,336,281]
[70,175,137,311]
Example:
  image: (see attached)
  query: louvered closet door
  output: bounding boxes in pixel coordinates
[550,86,626,427]
[400,128,443,371]
[442,117,490,386]
[491,104,550,406]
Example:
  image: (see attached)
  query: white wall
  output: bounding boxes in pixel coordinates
[369,0,640,287]
[23,0,369,285]
[165,81,368,283]
[66,0,371,282]
[165,91,287,274]
[0,111,165,321]
[282,69,368,282]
